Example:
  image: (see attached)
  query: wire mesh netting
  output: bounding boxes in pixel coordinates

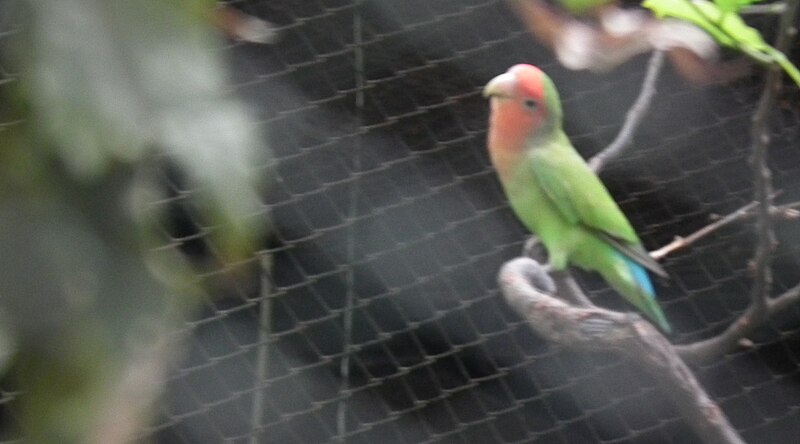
[3,0,800,443]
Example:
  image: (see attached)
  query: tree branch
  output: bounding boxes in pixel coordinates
[752,0,800,289]
[675,0,800,363]
[677,282,800,363]
[650,197,799,261]
[589,50,665,173]
[523,236,595,307]
[767,281,800,313]
[747,35,780,348]
[741,3,787,15]
[499,258,744,444]
[651,200,760,261]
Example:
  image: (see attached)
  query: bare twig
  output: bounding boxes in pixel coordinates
[651,197,784,259]
[774,202,800,218]
[650,198,799,261]
[746,43,780,346]
[499,258,745,444]
[677,282,800,363]
[767,282,800,313]
[651,201,760,261]
[589,51,665,173]
[741,3,788,15]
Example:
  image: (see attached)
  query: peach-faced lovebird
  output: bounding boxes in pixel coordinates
[483,64,670,332]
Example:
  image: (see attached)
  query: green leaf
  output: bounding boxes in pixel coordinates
[713,0,740,13]
[644,0,761,47]
[644,0,800,87]
[767,46,800,87]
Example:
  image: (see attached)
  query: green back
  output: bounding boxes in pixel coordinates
[528,134,639,244]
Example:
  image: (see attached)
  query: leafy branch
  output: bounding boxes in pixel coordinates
[643,0,800,86]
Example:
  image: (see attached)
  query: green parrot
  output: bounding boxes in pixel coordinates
[483,64,671,332]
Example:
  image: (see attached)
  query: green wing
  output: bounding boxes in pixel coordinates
[529,140,667,277]
[530,142,638,242]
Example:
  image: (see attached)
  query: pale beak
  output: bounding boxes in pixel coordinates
[482,72,517,99]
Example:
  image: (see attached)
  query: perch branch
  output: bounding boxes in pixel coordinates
[589,51,665,173]
[552,270,595,308]
[523,236,595,307]
[499,258,744,444]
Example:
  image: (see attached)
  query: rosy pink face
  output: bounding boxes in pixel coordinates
[483,65,549,174]
[484,64,549,144]
[506,64,546,112]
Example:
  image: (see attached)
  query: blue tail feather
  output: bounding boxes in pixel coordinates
[612,251,671,332]
[625,256,655,299]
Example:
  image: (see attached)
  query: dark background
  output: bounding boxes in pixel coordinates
[152,1,800,443]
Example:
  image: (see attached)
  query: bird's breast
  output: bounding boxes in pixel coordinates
[487,100,540,179]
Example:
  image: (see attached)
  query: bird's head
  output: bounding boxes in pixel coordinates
[483,64,563,142]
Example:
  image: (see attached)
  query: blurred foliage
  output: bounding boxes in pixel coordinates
[555,0,615,14]
[644,0,800,85]
[0,0,266,442]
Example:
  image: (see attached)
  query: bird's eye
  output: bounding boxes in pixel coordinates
[523,99,538,110]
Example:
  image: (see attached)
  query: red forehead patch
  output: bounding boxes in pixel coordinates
[509,64,544,100]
